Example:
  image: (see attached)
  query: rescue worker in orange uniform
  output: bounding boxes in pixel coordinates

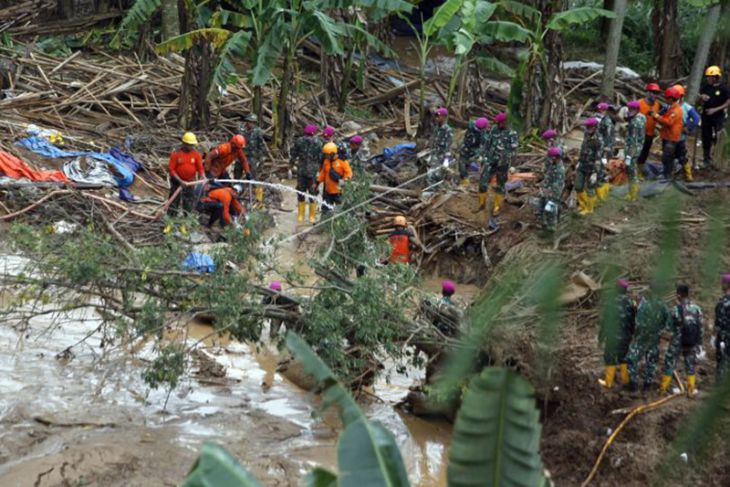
[316,142,352,216]
[168,132,204,214]
[387,215,415,264]
[199,184,245,228]
[652,87,684,179]
[637,83,662,178]
[204,134,251,182]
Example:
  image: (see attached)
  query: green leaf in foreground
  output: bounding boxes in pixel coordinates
[448,368,548,487]
[181,442,263,487]
[303,467,338,487]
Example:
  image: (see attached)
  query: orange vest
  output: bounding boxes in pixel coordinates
[388,229,411,264]
[206,143,249,177]
[639,98,661,136]
[655,103,683,143]
[317,158,353,195]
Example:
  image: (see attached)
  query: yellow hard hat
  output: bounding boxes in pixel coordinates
[393,215,407,227]
[322,142,338,155]
[182,132,198,145]
[705,65,722,77]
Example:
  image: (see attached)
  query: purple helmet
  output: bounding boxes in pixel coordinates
[350,135,363,144]
[303,124,318,136]
[436,107,448,117]
[547,147,562,158]
[322,126,335,137]
[541,129,558,140]
[494,112,508,123]
[475,117,489,130]
[627,100,641,110]
[597,102,610,112]
[723,274,730,284]
[617,278,630,290]
[442,280,456,294]
[269,281,282,291]
[584,117,599,127]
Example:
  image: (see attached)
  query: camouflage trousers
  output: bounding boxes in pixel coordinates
[479,163,508,194]
[603,336,632,366]
[663,343,697,376]
[626,340,659,386]
[538,197,560,232]
[626,159,638,183]
[574,169,597,197]
[426,157,447,186]
[458,153,477,179]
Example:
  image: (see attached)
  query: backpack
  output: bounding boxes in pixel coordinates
[677,304,701,348]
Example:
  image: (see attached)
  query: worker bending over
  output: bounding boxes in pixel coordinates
[291,124,323,224]
[698,66,730,168]
[427,107,453,186]
[599,279,636,389]
[387,215,415,265]
[652,87,683,179]
[317,142,352,216]
[478,112,518,228]
[637,83,662,177]
[538,147,565,232]
[574,117,603,216]
[168,132,204,215]
[624,101,646,201]
[199,184,245,228]
[205,134,251,181]
[660,284,704,396]
[595,102,615,202]
[457,117,489,187]
[240,114,267,203]
[715,274,730,380]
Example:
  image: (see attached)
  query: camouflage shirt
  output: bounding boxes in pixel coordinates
[336,139,351,162]
[459,121,486,160]
[600,293,636,346]
[428,123,453,166]
[484,127,518,168]
[241,125,266,164]
[291,135,323,178]
[598,115,615,158]
[633,296,671,347]
[625,114,646,159]
[577,131,603,173]
[542,158,566,200]
[669,300,704,346]
[715,294,730,342]
[349,146,371,174]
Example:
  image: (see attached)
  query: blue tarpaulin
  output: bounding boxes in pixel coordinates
[182,252,216,274]
[16,137,136,188]
[382,143,416,159]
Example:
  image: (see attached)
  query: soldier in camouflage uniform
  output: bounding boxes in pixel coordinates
[538,147,566,232]
[347,135,370,178]
[478,112,518,228]
[426,107,453,186]
[457,117,489,187]
[626,287,671,392]
[574,117,603,216]
[541,129,567,161]
[660,284,704,396]
[624,101,646,201]
[595,103,615,203]
[238,114,267,204]
[599,279,636,388]
[291,124,323,224]
[715,274,730,380]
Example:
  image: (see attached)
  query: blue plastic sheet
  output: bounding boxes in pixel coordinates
[16,137,135,187]
[382,143,416,159]
[182,252,216,274]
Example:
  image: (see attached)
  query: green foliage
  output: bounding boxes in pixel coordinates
[303,467,338,487]
[476,55,515,77]
[479,20,532,42]
[423,0,465,36]
[155,28,234,55]
[545,6,615,31]
[448,368,548,487]
[143,344,186,389]
[211,31,253,94]
[181,442,263,487]
[113,0,162,48]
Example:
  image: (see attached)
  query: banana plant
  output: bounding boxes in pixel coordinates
[181,332,548,486]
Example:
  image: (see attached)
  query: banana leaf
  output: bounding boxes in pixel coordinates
[424,0,465,36]
[114,0,161,48]
[303,467,339,487]
[156,28,233,55]
[251,21,289,86]
[181,442,263,487]
[212,31,253,94]
[475,55,515,77]
[478,21,532,43]
[497,0,541,24]
[546,7,615,31]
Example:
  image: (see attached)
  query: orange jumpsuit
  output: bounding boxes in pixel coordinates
[317,157,353,195]
[388,228,412,264]
[205,142,250,178]
[201,187,243,225]
[654,102,684,178]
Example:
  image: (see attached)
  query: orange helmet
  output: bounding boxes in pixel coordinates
[231,134,246,148]
[672,84,686,97]
[664,87,680,100]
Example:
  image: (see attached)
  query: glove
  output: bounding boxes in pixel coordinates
[589,173,597,186]
[625,156,632,166]
[601,158,608,166]
[287,169,293,180]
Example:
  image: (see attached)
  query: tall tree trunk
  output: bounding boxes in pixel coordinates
[277,51,294,147]
[600,0,615,41]
[338,47,355,112]
[686,3,722,104]
[160,0,180,41]
[600,0,627,100]
[652,0,682,81]
[179,41,212,130]
[58,0,74,18]
[253,85,263,121]
[95,0,109,13]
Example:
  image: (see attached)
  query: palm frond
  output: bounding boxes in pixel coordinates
[155,28,232,56]
[211,31,253,95]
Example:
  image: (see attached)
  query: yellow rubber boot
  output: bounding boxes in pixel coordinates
[586,195,597,214]
[619,363,630,385]
[687,374,696,397]
[598,365,616,388]
[683,163,693,182]
[660,374,672,393]
[578,192,591,216]
[478,192,487,210]
[297,202,305,223]
[493,193,504,216]
[460,178,470,187]
[255,186,264,203]
[308,202,317,224]
[626,183,639,201]
[599,182,610,201]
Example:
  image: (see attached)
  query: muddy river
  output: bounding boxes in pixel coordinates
[0,182,480,486]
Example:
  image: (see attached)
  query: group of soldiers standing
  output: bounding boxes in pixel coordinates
[599,275,730,396]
